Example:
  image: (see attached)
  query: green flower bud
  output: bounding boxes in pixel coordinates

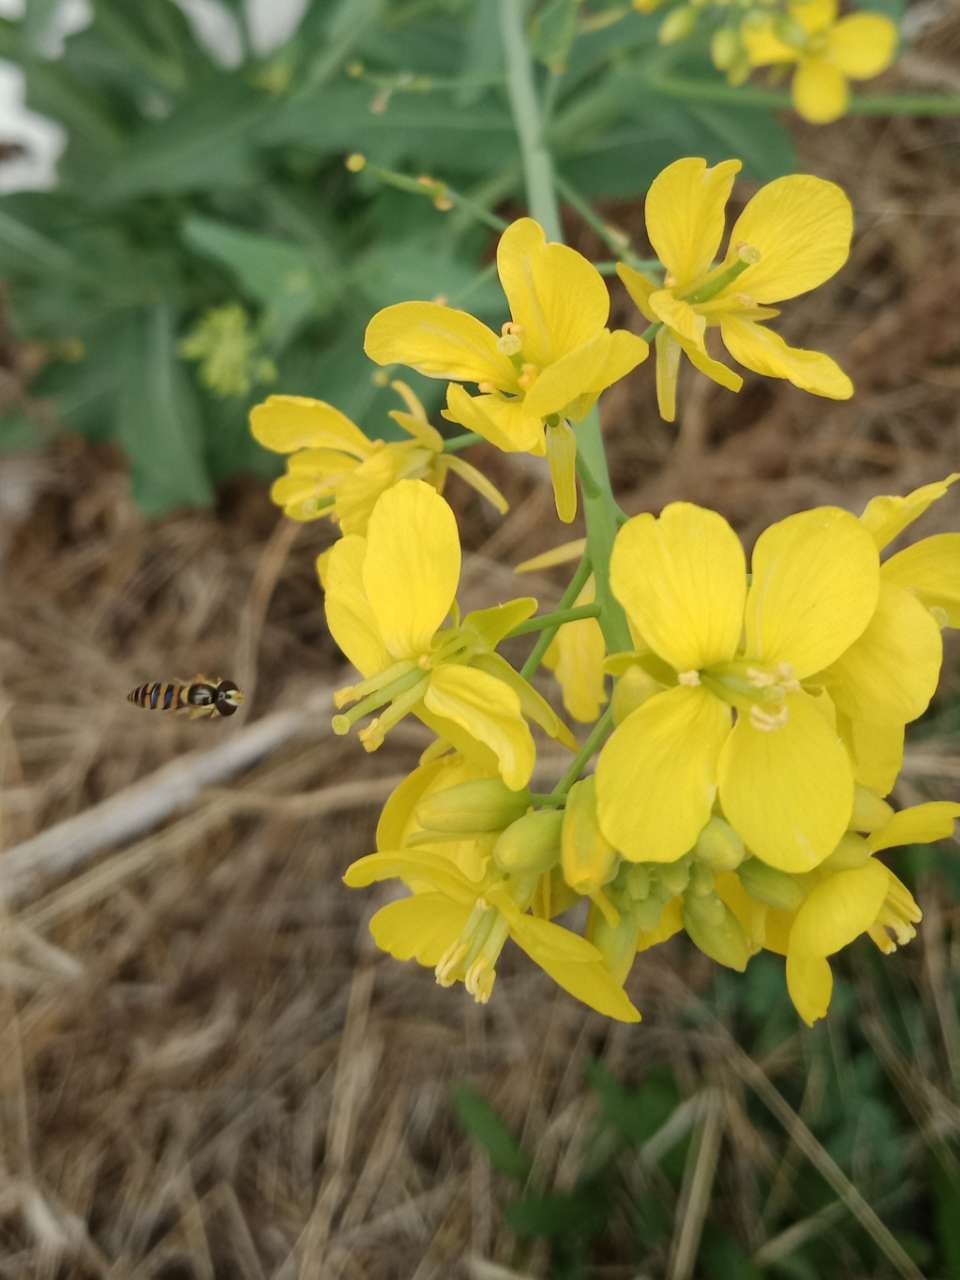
[634,892,668,931]
[611,665,664,724]
[726,51,751,86]
[694,816,745,871]
[658,6,696,44]
[416,780,530,834]
[850,785,895,834]
[625,864,651,902]
[561,776,619,895]
[738,858,805,911]
[658,857,691,897]
[684,892,750,971]
[688,861,716,897]
[588,903,640,986]
[493,809,564,875]
[711,28,741,70]
[820,832,871,872]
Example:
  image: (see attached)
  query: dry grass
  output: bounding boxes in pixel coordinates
[1,29,960,1278]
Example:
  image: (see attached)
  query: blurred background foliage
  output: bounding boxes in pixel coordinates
[0,0,802,513]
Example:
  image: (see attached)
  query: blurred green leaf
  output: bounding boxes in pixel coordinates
[531,0,582,73]
[505,1183,609,1241]
[452,1085,531,1181]
[183,216,342,348]
[587,1060,680,1147]
[701,1227,765,1280]
[115,307,214,514]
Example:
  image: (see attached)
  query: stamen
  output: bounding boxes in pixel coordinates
[517,363,539,390]
[749,704,789,732]
[677,670,701,687]
[357,678,428,750]
[334,659,418,709]
[497,332,522,357]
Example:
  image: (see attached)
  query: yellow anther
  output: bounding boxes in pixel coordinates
[517,363,539,390]
[735,242,761,265]
[497,332,523,357]
[345,152,366,172]
[749,704,789,732]
[477,381,496,393]
[677,669,701,686]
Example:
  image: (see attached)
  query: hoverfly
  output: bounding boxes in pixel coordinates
[127,676,244,719]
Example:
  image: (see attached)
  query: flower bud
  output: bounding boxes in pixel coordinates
[850,786,895,834]
[611,665,663,723]
[658,6,696,44]
[493,809,564,875]
[658,857,691,898]
[738,858,804,911]
[820,832,871,872]
[588,905,640,985]
[711,28,741,70]
[416,780,530,834]
[684,892,750,971]
[561,777,619,895]
[694,816,745,871]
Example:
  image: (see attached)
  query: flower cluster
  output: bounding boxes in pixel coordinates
[250,156,959,1028]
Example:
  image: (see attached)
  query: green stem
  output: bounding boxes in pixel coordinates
[520,553,591,680]
[574,436,632,653]
[650,72,960,117]
[594,258,661,276]
[549,706,615,800]
[509,603,601,639]
[442,431,483,453]
[498,0,563,240]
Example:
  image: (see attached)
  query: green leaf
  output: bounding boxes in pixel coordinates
[586,1060,680,1147]
[183,216,343,348]
[90,0,210,93]
[531,0,582,73]
[115,307,214,514]
[452,1085,531,1181]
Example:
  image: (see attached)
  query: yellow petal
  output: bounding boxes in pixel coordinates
[828,14,897,79]
[611,502,747,671]
[648,290,707,349]
[506,913,642,1021]
[654,328,681,422]
[791,0,836,33]
[675,332,743,392]
[443,453,510,515]
[837,714,904,797]
[866,801,960,855]
[792,57,849,125]
[472,652,577,751]
[389,409,443,452]
[324,534,389,677]
[516,538,586,573]
[496,217,610,365]
[423,664,535,791]
[744,506,879,678]
[334,443,410,536]
[644,157,742,288]
[723,174,852,303]
[786,951,833,1025]
[883,534,960,628]
[596,685,732,862]
[364,301,514,386]
[546,419,578,523]
[578,327,650,397]
[718,691,854,872]
[616,263,659,322]
[544,581,607,723]
[344,849,474,902]
[860,473,960,550]
[250,395,373,456]
[719,317,852,398]
[462,598,538,649]
[369,893,470,965]
[819,580,942,725]
[523,332,610,419]
[376,756,460,851]
[789,861,888,958]
[443,383,545,454]
[363,480,460,659]
[741,19,799,66]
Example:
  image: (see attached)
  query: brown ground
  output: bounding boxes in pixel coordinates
[1,24,959,1280]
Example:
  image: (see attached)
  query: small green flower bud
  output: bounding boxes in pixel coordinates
[588,904,640,985]
[658,857,691,898]
[738,858,805,911]
[611,665,663,724]
[626,864,651,902]
[684,892,750,971]
[694,816,745,871]
[711,28,741,70]
[820,832,871,872]
[658,6,696,44]
[494,809,564,875]
[635,892,668,930]
[562,777,619,895]
[726,51,751,86]
[688,861,716,897]
[850,786,895,834]
[416,780,530,834]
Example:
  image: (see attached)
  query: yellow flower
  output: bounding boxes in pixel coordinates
[617,156,853,422]
[364,218,649,522]
[324,479,573,788]
[596,500,894,873]
[742,0,898,125]
[343,845,642,1022]
[763,801,960,1024]
[834,472,960,796]
[250,381,506,533]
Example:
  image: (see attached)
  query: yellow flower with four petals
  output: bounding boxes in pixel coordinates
[618,156,853,421]
[364,218,650,521]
